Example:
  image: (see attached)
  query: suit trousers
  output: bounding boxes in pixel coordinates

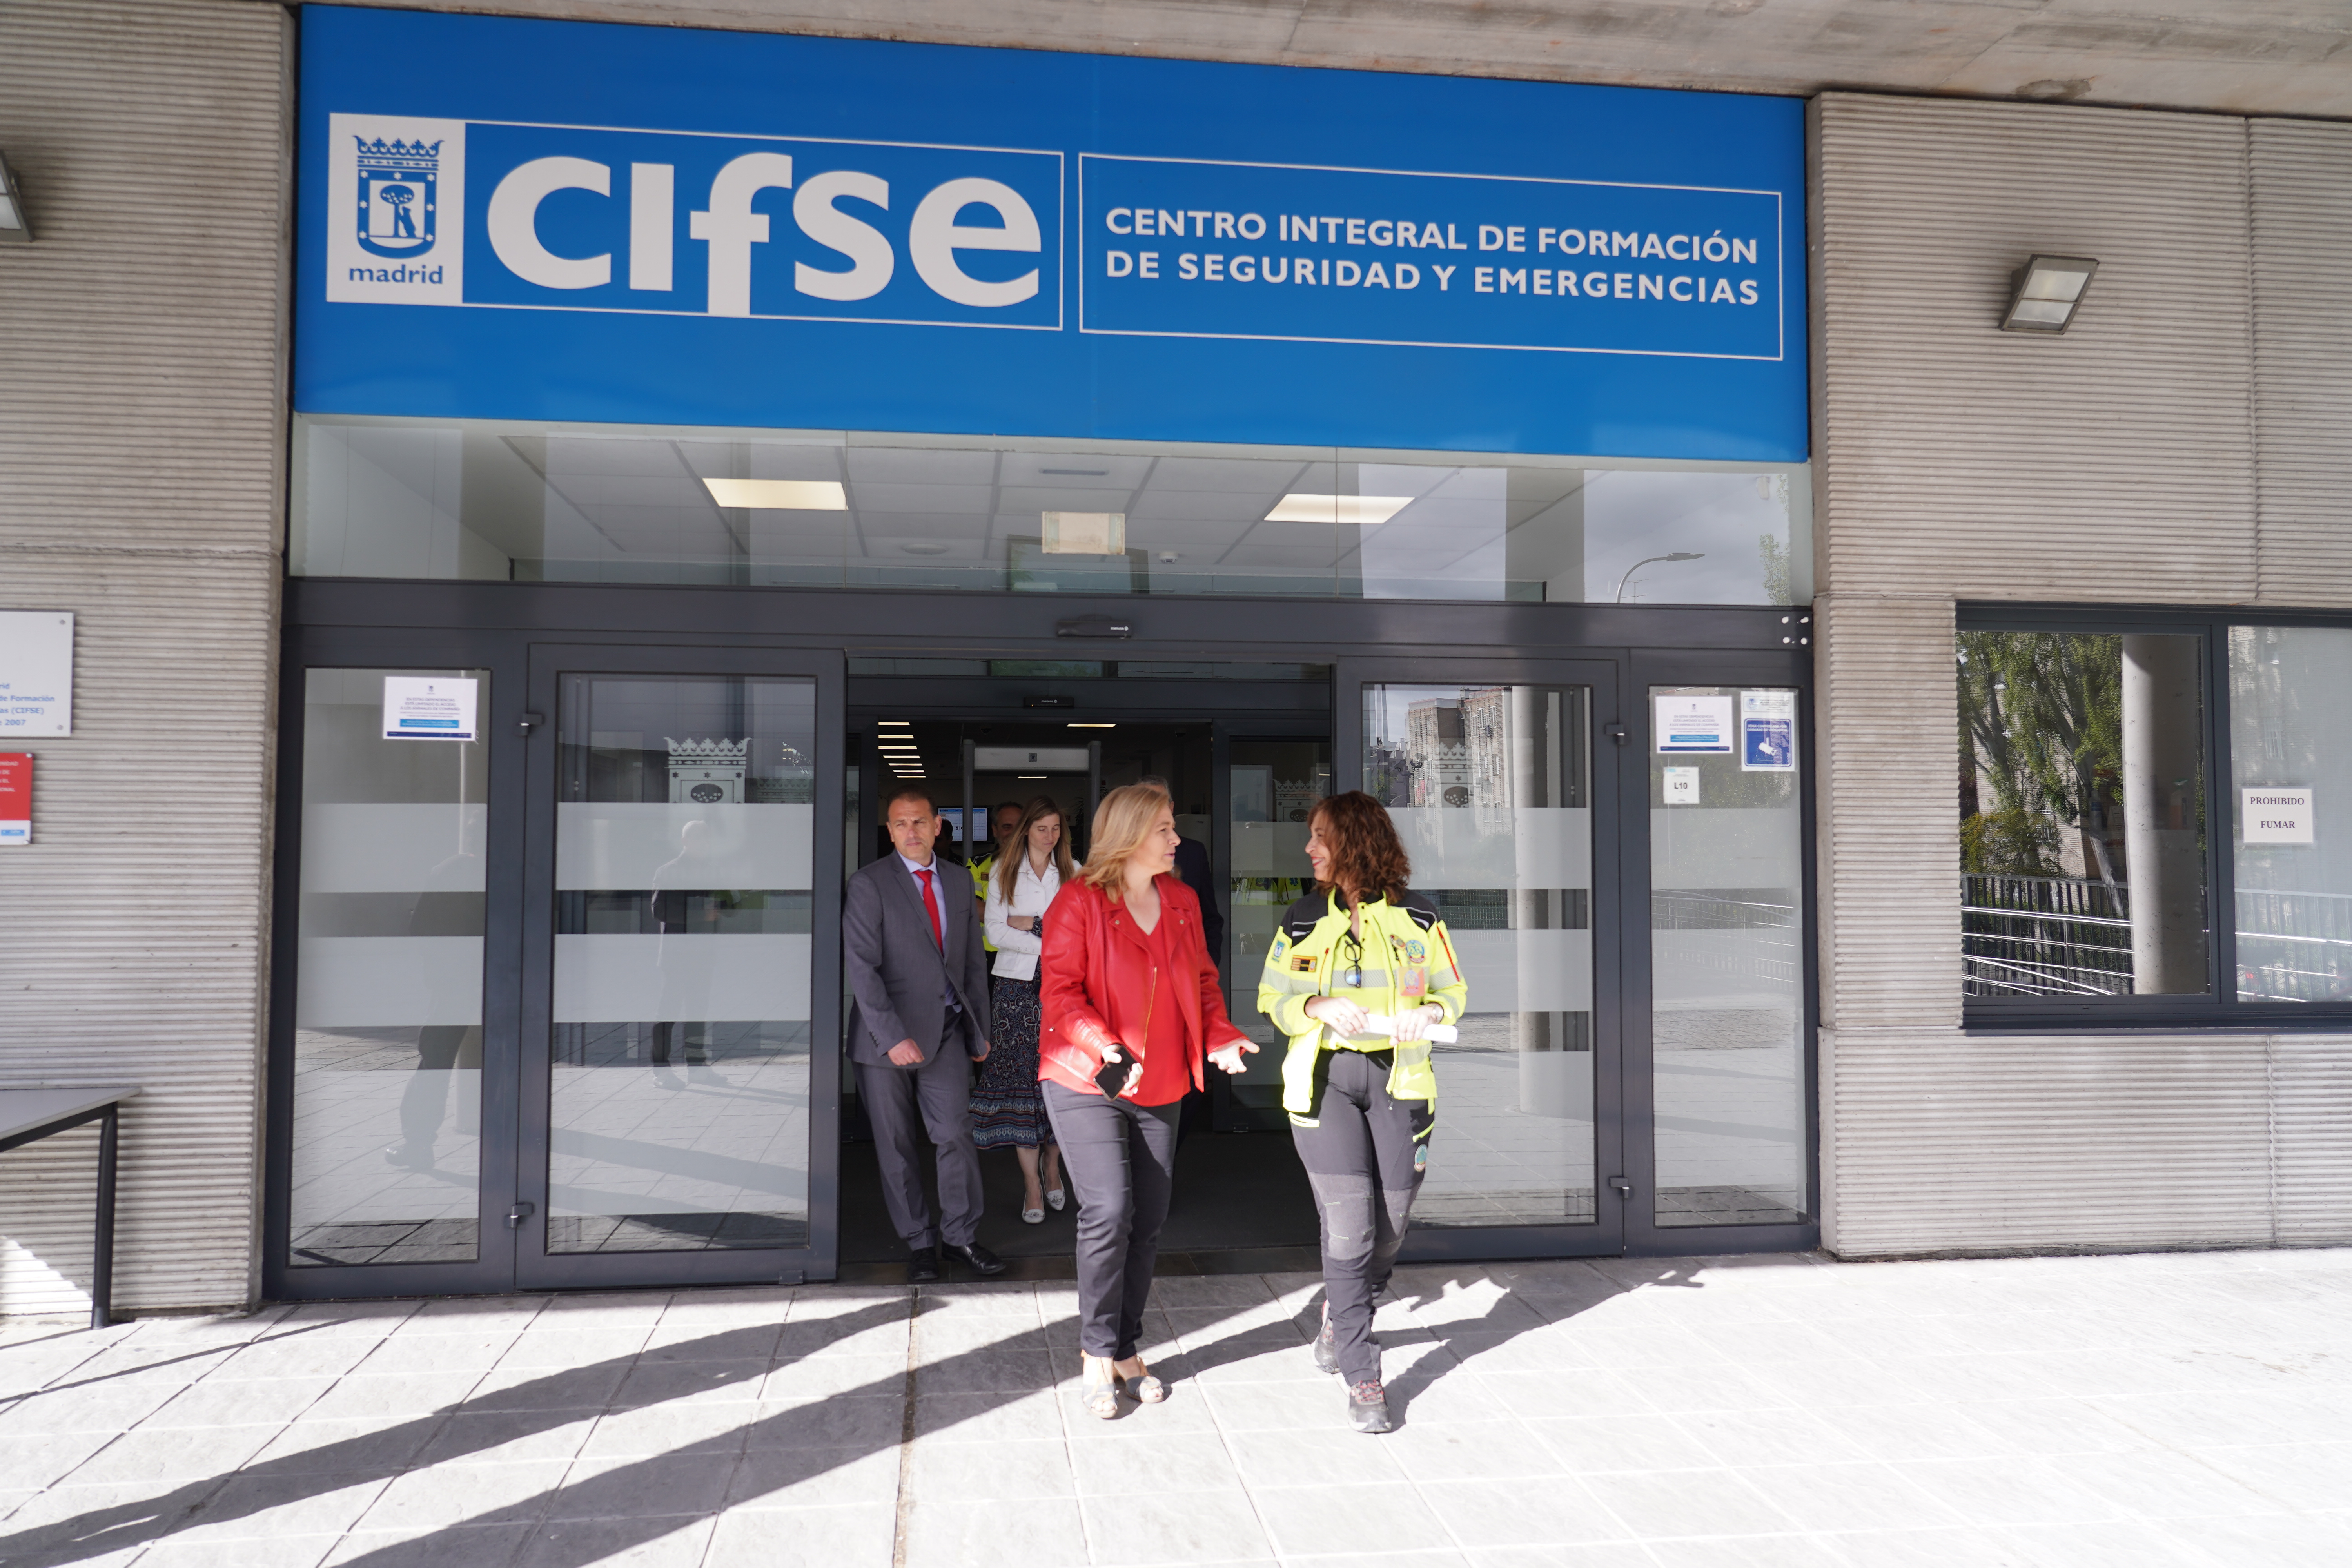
[856,1018,985,1250]
[1043,1080,1183,1360]
[1289,1048,1429,1386]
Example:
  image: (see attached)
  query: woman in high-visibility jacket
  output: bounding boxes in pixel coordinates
[1257,790,1467,1433]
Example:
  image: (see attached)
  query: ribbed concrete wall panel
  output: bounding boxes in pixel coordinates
[0,0,289,1315]
[1822,1028,2277,1258]
[1811,94,2256,604]
[1813,595,1961,1032]
[0,553,281,1316]
[2273,1035,2352,1245]
[0,0,290,556]
[2249,120,2352,610]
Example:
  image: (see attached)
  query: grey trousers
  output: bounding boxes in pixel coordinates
[1042,1080,1182,1360]
[1289,1048,1431,1386]
[856,1021,985,1250]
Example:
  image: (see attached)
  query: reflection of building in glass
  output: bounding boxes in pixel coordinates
[1400,688,1514,817]
[1405,699,1469,807]
[1461,687,1512,832]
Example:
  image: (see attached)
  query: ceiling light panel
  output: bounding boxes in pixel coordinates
[1264,494,1413,525]
[703,477,849,510]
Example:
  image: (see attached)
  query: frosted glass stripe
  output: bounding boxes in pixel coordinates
[1653,807,1802,891]
[296,936,483,1027]
[1450,928,1593,1013]
[556,802,811,890]
[1389,807,1591,889]
[302,804,488,893]
[1231,820,1311,877]
[552,933,811,1023]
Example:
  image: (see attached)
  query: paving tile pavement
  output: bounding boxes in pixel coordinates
[4,1249,2352,1566]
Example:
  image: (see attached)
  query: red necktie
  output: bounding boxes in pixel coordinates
[916,868,943,951]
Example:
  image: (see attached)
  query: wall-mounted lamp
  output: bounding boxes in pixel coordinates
[2001,254,2098,333]
[0,152,31,243]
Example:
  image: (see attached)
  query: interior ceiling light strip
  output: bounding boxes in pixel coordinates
[702,477,848,510]
[1264,493,1412,525]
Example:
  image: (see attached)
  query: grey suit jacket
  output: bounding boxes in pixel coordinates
[844,853,992,1068]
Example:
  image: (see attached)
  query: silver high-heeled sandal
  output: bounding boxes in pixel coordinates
[1118,1359,1167,1404]
[1080,1353,1120,1420]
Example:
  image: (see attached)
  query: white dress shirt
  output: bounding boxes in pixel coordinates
[984,854,1061,981]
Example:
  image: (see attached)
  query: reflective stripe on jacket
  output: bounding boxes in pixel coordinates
[1255,889,1467,1118]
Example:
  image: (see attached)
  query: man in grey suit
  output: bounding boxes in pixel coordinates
[845,784,1007,1282]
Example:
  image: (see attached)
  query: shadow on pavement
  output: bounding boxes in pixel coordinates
[0,1260,1692,1568]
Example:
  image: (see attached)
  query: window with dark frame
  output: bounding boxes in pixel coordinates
[1960,606,2352,1026]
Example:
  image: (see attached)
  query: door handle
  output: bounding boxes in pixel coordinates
[1607,1176,1633,1201]
[517,711,545,736]
[507,1201,536,1229]
[1605,724,1628,746]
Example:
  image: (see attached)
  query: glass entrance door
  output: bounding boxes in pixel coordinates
[515,646,843,1287]
[1337,659,1625,1256]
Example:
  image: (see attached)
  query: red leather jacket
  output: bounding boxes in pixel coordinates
[1037,875,1249,1098]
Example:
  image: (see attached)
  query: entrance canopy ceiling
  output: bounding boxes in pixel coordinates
[315,0,2352,122]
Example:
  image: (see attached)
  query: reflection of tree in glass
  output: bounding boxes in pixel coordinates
[1956,631,2122,886]
[1757,532,1791,607]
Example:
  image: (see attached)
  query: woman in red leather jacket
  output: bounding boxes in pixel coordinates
[1038,782,1256,1419]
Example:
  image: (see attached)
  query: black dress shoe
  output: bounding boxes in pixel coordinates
[907,1247,941,1283]
[945,1242,1007,1276]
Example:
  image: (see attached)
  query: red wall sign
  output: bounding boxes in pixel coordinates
[0,753,30,846]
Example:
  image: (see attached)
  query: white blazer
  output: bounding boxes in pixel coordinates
[983,855,1062,981]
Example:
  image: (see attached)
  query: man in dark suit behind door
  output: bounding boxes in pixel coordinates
[844,784,1007,1282]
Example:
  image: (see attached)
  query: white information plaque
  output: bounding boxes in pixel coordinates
[1662,766,1701,804]
[1655,693,1733,753]
[382,675,479,742]
[0,611,74,737]
[2243,787,2314,845]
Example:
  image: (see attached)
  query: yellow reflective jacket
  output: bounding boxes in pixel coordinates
[969,854,997,954]
[1256,889,1468,1119]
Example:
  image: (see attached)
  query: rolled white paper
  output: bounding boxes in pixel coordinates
[1361,1013,1459,1045]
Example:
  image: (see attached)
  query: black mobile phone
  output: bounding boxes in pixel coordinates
[1093,1048,1131,1099]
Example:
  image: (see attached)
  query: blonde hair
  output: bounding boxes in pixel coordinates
[994,795,1075,902]
[1078,782,1173,893]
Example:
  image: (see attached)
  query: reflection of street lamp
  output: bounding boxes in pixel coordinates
[1614,552,1704,603]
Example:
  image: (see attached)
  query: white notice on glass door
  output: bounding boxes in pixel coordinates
[382,676,479,742]
[1662,766,1700,805]
[1655,693,1733,753]
[2243,787,2314,844]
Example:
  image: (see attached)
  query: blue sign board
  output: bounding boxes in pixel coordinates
[297,6,1807,460]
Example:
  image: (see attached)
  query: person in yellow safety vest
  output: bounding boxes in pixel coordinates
[1256,790,1466,1434]
[968,800,1026,956]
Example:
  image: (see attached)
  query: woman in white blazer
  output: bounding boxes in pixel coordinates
[973,796,1074,1222]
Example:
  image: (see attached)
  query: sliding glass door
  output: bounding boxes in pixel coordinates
[1338,658,1626,1258]
[517,646,843,1289]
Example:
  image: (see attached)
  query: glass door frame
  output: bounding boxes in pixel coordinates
[1622,647,1820,1258]
[264,624,533,1302]
[512,642,845,1290]
[1336,654,1630,1263]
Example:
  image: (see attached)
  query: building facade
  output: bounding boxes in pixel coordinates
[2,0,2348,1315]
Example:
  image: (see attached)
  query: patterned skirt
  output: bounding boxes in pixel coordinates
[971,973,1052,1150]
